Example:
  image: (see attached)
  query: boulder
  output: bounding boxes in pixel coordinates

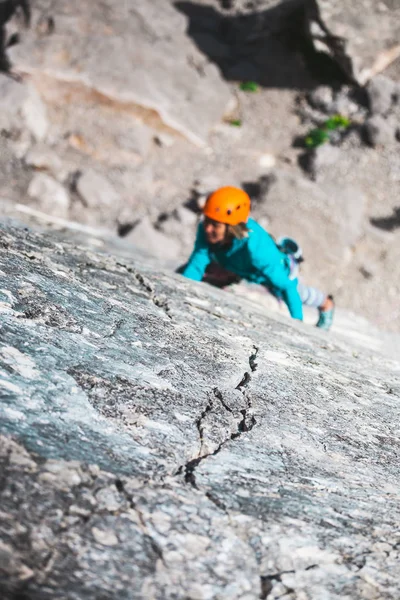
[115,122,153,159]
[27,173,70,217]
[154,132,176,148]
[364,115,396,147]
[308,85,363,117]
[306,143,341,180]
[307,85,334,113]
[125,216,182,260]
[76,170,121,211]
[0,74,49,141]
[367,75,399,116]
[308,0,400,85]
[155,207,199,253]
[8,0,233,147]
[24,144,63,175]
[261,171,366,263]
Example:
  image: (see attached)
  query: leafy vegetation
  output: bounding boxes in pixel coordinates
[239,81,259,93]
[305,114,351,148]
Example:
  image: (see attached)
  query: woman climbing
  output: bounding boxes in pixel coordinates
[181,186,334,330]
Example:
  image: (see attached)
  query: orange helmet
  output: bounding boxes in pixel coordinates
[203,186,251,226]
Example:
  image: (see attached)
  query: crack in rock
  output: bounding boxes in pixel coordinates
[260,565,319,599]
[103,318,125,338]
[213,387,232,413]
[260,570,296,599]
[182,346,259,489]
[183,300,251,328]
[250,345,259,372]
[114,478,166,566]
[205,490,227,512]
[112,263,173,320]
[134,272,172,319]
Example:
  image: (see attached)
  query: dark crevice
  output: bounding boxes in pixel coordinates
[260,571,295,599]
[370,207,400,232]
[242,176,277,207]
[153,295,172,319]
[114,478,124,493]
[304,0,354,84]
[133,272,173,320]
[236,371,251,389]
[117,220,140,238]
[260,565,319,598]
[0,0,31,73]
[205,490,227,511]
[213,387,232,413]
[249,345,259,372]
[113,478,166,565]
[184,397,214,488]
[134,272,154,294]
[231,408,256,438]
[183,400,256,486]
[184,455,204,488]
[175,0,349,91]
[260,577,273,599]
[196,398,214,448]
[237,346,259,389]
[182,346,258,489]
[103,318,125,338]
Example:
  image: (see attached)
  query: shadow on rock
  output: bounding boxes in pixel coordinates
[0,0,30,72]
[241,174,276,204]
[174,0,348,90]
[370,207,400,232]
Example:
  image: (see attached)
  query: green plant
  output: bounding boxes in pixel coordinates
[239,81,259,92]
[229,119,242,127]
[304,114,351,148]
[305,129,329,148]
[324,115,351,130]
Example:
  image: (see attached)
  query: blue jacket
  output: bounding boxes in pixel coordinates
[182,218,303,320]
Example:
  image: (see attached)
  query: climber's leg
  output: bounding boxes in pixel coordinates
[297,283,335,331]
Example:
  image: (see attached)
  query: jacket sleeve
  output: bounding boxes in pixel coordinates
[248,233,303,320]
[182,223,211,282]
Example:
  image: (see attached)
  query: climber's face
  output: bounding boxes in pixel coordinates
[203,217,227,245]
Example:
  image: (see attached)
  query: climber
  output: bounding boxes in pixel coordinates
[181,186,334,330]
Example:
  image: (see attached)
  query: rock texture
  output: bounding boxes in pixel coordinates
[0,220,400,599]
[7,0,232,147]
[0,0,399,334]
[308,0,400,84]
[27,172,70,217]
[0,73,48,141]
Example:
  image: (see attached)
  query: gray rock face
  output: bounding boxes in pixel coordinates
[124,216,182,261]
[307,143,341,180]
[257,170,366,261]
[364,115,396,147]
[76,170,121,212]
[8,0,232,147]
[367,75,399,116]
[0,73,49,141]
[27,172,70,217]
[24,143,63,175]
[0,221,400,599]
[308,0,400,84]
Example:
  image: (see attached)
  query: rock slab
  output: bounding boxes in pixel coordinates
[8,0,232,146]
[309,0,400,84]
[0,221,399,599]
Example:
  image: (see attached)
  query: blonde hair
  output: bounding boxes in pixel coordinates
[226,222,249,240]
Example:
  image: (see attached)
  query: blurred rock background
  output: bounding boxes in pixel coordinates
[0,0,399,331]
